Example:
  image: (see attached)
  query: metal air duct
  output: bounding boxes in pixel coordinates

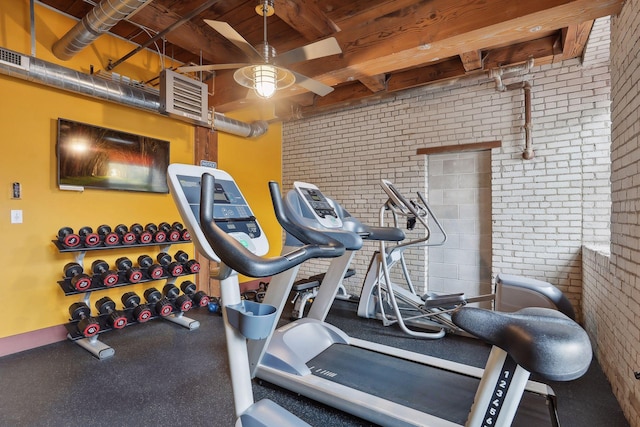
[0,47,268,137]
[53,0,152,61]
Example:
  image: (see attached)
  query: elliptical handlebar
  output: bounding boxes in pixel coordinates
[199,173,345,278]
[383,180,447,248]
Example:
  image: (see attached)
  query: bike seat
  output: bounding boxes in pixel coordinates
[451,307,592,381]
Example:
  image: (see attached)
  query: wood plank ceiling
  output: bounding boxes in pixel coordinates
[39,0,623,121]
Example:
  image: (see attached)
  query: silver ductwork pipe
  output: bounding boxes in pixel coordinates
[213,115,269,138]
[53,0,151,61]
[0,47,268,137]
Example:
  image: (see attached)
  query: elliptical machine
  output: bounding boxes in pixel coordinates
[357,179,576,338]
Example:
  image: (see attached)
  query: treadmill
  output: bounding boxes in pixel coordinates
[247,180,589,427]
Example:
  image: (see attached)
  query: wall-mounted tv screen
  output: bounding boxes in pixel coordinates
[57,118,170,193]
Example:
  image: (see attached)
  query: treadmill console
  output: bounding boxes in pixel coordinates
[293,181,342,229]
[167,164,269,263]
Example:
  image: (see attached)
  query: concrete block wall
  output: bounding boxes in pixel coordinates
[428,151,493,303]
[282,21,612,315]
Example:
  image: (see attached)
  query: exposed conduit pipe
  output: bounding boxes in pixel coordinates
[522,81,533,159]
[505,81,534,160]
[489,59,535,159]
[53,0,152,61]
[0,47,268,138]
[106,0,219,71]
[501,80,534,159]
[488,58,534,92]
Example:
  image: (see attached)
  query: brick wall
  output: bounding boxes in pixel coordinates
[282,21,612,319]
[582,3,640,425]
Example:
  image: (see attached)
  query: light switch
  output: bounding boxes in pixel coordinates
[11,210,22,224]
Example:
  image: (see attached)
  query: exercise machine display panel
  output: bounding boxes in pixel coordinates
[168,164,269,262]
[293,181,342,229]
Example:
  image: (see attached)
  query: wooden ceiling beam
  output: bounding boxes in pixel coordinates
[124,2,248,64]
[483,35,560,69]
[359,74,387,93]
[460,50,483,72]
[562,21,595,58]
[274,0,340,41]
[290,0,622,84]
[387,58,467,92]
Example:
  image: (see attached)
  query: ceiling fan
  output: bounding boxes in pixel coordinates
[177,0,342,99]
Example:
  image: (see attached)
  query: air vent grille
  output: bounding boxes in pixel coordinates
[160,69,208,124]
[0,48,29,70]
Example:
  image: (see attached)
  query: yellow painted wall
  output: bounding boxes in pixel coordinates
[0,2,284,339]
[0,2,194,338]
[218,109,283,261]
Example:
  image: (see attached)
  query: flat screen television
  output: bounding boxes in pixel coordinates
[57,118,170,193]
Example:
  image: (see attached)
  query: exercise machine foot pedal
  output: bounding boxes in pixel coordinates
[422,292,466,308]
[239,399,311,427]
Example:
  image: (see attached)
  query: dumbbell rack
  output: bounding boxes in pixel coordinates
[53,239,201,360]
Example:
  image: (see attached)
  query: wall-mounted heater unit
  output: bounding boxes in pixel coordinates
[160,69,208,125]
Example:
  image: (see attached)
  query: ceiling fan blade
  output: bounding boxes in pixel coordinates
[177,63,250,73]
[204,19,263,62]
[290,71,334,97]
[277,37,342,66]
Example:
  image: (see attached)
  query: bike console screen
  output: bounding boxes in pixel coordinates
[176,174,261,239]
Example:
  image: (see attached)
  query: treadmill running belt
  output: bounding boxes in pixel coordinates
[307,344,552,426]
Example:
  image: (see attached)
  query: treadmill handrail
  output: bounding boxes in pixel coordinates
[200,173,345,278]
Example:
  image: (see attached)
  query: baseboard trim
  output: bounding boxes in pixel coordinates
[0,325,68,358]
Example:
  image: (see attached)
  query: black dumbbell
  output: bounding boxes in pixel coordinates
[78,226,100,247]
[57,227,81,248]
[97,224,120,246]
[144,287,173,317]
[121,292,153,323]
[180,280,210,307]
[114,224,136,245]
[95,297,128,330]
[172,222,191,241]
[91,259,119,287]
[69,302,100,337]
[130,223,153,244]
[145,223,167,243]
[63,262,92,292]
[116,257,144,283]
[137,255,164,280]
[163,283,193,313]
[174,250,201,274]
[159,222,181,242]
[156,252,184,277]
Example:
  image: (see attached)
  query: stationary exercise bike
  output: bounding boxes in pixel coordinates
[167,164,346,427]
[357,179,576,338]
[247,180,592,427]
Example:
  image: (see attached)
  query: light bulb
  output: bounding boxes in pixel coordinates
[253,64,277,98]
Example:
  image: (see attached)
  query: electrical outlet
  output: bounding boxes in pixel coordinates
[10,210,22,224]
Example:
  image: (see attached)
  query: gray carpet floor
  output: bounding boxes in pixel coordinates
[0,299,629,426]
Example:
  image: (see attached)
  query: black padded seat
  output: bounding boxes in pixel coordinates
[496,273,576,319]
[451,307,592,382]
